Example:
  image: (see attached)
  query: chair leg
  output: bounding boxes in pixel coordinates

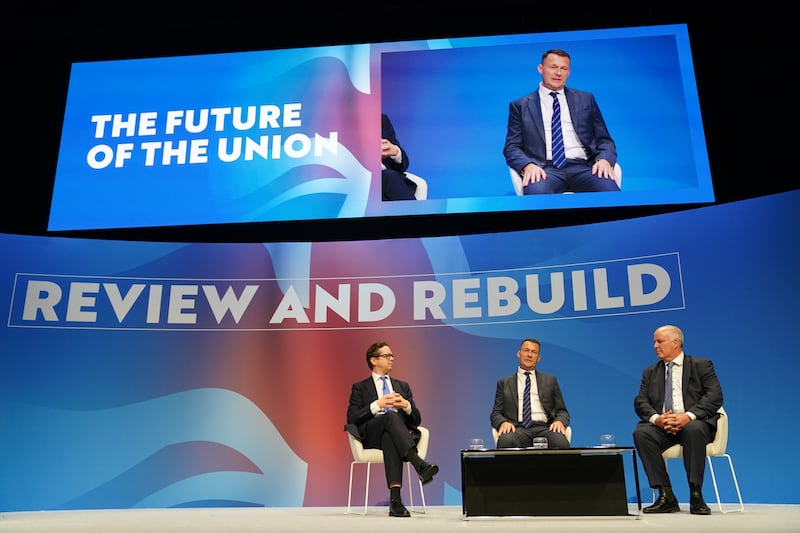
[405,462,427,513]
[708,455,744,513]
[417,476,427,512]
[364,462,371,515]
[405,463,414,512]
[346,461,372,515]
[346,462,357,514]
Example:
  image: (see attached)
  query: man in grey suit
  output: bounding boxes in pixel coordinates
[503,48,620,194]
[490,338,571,449]
[633,324,723,515]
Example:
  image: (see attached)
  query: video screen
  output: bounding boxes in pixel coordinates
[48,23,712,232]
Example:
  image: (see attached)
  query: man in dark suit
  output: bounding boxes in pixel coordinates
[503,48,620,194]
[490,338,571,449]
[345,341,438,517]
[381,114,418,201]
[633,324,723,515]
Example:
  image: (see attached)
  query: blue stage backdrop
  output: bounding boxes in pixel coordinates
[2,191,798,511]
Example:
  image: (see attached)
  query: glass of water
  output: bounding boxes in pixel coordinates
[469,438,485,450]
[599,434,616,447]
[532,436,548,449]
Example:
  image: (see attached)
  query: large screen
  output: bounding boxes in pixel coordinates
[48,23,712,232]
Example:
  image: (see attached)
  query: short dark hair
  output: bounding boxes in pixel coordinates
[366,341,389,370]
[541,48,570,63]
[520,338,541,350]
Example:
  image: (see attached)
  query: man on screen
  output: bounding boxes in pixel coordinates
[503,48,620,194]
[381,114,418,201]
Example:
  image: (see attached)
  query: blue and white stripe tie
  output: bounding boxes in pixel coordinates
[550,91,566,169]
[522,371,533,428]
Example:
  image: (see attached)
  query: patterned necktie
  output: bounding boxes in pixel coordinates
[522,371,532,428]
[664,362,674,413]
[550,91,566,169]
[380,376,392,412]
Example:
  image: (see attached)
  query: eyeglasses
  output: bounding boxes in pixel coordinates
[375,353,395,359]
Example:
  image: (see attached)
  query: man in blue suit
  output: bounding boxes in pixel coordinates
[633,324,723,515]
[345,341,438,517]
[381,114,418,201]
[503,48,620,194]
[490,338,571,448]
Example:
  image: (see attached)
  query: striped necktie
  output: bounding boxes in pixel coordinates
[522,371,533,427]
[550,91,566,168]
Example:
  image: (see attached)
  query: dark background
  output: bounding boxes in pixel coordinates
[1,3,792,243]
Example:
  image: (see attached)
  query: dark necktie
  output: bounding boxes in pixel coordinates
[664,362,674,413]
[522,371,533,428]
[380,376,392,412]
[550,91,566,168]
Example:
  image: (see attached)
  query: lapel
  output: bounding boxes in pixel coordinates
[525,92,546,140]
[657,360,668,404]
[364,376,379,402]
[507,374,520,417]
[681,355,692,390]
[564,88,578,125]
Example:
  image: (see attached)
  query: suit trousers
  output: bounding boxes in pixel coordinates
[496,422,570,449]
[382,169,417,200]
[633,419,714,488]
[361,410,417,487]
[522,159,620,194]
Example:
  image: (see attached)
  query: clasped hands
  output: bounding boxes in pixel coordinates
[658,410,689,435]
[381,138,400,159]
[379,392,409,411]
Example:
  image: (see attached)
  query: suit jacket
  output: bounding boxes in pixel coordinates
[503,87,616,174]
[381,113,410,173]
[633,354,723,427]
[345,375,422,442]
[490,370,570,430]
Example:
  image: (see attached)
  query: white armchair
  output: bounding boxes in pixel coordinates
[404,172,428,200]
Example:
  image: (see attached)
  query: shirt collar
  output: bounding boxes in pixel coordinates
[539,83,563,98]
[668,352,685,366]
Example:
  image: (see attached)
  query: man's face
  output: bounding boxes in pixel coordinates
[371,344,395,374]
[538,53,570,91]
[517,341,541,371]
[653,330,679,362]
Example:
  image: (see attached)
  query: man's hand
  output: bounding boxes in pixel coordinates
[521,163,547,186]
[380,392,408,410]
[592,158,615,179]
[658,411,690,435]
[497,421,516,435]
[381,138,399,158]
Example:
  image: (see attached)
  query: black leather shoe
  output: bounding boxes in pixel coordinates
[643,492,680,514]
[417,462,439,486]
[388,500,410,517]
[690,491,711,515]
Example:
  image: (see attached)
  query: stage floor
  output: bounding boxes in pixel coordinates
[2,504,798,532]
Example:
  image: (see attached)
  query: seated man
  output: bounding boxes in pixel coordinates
[346,341,438,517]
[381,114,418,200]
[490,338,571,448]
